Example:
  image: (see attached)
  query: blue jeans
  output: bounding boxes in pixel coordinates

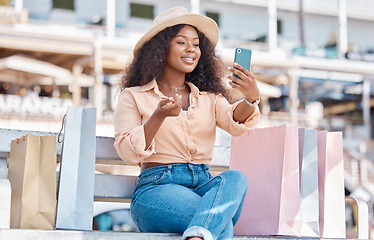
[130,163,247,240]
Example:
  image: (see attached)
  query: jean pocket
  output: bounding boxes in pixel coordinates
[138,169,169,186]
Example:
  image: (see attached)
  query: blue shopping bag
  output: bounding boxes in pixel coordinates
[298,128,320,237]
[55,106,96,230]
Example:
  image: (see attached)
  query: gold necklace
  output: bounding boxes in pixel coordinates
[157,80,186,92]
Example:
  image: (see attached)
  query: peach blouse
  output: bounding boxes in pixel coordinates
[114,79,260,166]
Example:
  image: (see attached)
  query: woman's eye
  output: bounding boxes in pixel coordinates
[193,43,199,47]
[177,41,185,45]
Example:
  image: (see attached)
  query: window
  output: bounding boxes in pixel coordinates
[206,11,219,26]
[277,19,282,35]
[130,3,154,19]
[53,0,74,11]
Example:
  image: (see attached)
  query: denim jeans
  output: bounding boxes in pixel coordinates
[130,163,247,240]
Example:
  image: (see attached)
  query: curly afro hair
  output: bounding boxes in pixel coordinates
[120,24,230,99]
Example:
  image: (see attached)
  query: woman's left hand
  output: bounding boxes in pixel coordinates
[227,62,260,102]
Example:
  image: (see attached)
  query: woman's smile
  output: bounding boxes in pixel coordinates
[181,55,196,64]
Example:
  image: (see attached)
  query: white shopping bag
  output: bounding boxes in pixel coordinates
[298,129,319,237]
[55,106,96,230]
[318,131,346,238]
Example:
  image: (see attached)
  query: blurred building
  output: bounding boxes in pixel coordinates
[1,0,374,220]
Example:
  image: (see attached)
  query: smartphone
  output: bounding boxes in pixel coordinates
[233,48,252,80]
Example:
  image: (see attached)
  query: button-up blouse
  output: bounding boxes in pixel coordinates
[114,79,260,166]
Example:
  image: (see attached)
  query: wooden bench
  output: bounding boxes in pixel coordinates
[0,127,369,239]
[0,128,230,203]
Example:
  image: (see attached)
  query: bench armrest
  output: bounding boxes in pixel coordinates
[346,195,369,239]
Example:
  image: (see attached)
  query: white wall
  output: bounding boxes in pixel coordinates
[75,0,107,24]
[20,0,374,53]
[218,5,268,41]
[303,14,339,47]
[348,19,374,51]
[23,0,51,20]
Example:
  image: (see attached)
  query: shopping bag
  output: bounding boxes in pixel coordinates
[298,128,319,237]
[55,106,96,230]
[318,131,346,238]
[230,125,300,236]
[8,134,57,229]
[0,179,11,229]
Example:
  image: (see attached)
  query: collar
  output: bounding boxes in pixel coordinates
[139,79,158,93]
[186,81,207,99]
[139,79,166,99]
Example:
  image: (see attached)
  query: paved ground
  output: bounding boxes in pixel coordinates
[0,229,349,240]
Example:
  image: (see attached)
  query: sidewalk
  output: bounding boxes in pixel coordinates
[0,229,350,240]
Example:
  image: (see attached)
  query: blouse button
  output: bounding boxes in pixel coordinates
[187,130,192,135]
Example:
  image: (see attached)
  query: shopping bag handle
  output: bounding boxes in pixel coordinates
[56,114,66,203]
[58,114,66,143]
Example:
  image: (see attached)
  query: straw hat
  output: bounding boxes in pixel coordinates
[133,6,219,55]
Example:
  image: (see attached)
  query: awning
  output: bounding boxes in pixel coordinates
[0,55,72,85]
[0,55,94,87]
[257,80,282,98]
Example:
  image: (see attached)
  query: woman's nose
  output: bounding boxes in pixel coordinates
[186,43,194,52]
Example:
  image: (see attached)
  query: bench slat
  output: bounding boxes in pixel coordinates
[0,128,231,168]
[0,128,231,203]
[94,174,136,201]
[0,128,61,159]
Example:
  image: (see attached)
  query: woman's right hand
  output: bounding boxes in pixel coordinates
[156,94,182,118]
[144,94,182,149]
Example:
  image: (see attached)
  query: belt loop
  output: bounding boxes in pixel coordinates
[188,163,195,175]
[134,176,140,186]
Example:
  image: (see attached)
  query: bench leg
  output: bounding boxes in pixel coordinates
[0,159,7,179]
[0,179,11,229]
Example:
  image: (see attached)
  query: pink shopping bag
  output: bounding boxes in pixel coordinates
[317,131,346,238]
[230,125,300,236]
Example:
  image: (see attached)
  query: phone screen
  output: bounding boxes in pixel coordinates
[233,48,252,80]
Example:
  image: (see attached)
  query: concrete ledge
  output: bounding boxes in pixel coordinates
[0,229,180,240]
[0,229,351,240]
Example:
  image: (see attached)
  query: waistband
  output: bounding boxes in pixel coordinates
[140,162,210,175]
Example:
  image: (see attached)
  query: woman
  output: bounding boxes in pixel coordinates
[114,6,260,240]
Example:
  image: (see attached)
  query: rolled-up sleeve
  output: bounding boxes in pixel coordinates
[215,95,261,136]
[113,90,155,165]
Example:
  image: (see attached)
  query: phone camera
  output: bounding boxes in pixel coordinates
[237,48,241,54]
